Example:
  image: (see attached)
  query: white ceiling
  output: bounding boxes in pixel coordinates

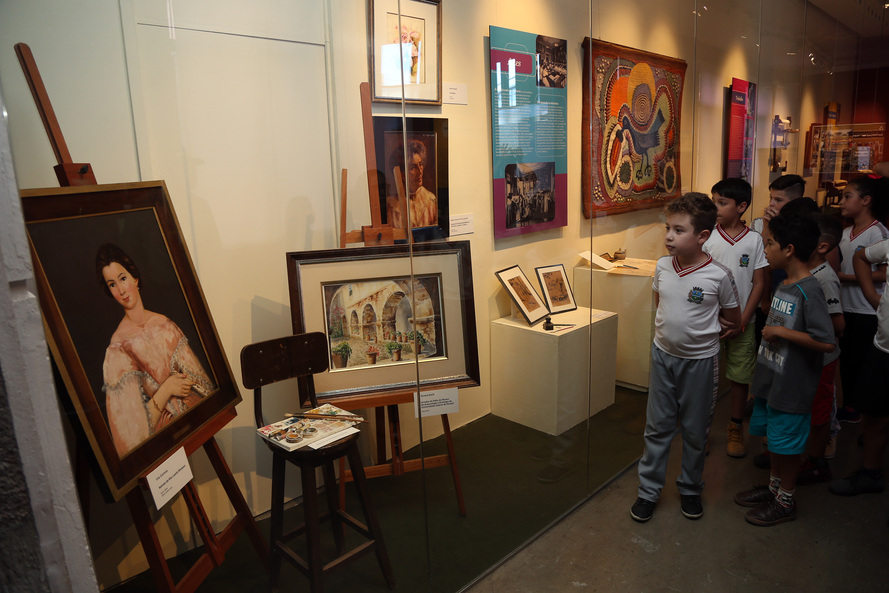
[809,0,887,38]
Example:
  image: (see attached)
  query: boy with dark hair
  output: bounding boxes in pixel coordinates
[631,192,741,523]
[734,213,836,526]
[751,174,806,234]
[704,178,767,457]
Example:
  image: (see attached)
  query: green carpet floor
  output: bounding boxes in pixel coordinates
[108,387,646,593]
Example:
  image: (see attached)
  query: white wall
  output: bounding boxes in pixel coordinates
[0,0,853,587]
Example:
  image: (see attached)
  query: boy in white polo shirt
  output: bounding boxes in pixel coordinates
[704,178,768,458]
[631,193,741,523]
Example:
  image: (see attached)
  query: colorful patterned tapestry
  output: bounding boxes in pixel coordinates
[582,38,686,218]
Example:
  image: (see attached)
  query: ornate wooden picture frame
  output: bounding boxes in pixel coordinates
[287,240,479,404]
[20,181,240,501]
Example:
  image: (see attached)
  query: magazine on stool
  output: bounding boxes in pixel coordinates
[257,403,361,451]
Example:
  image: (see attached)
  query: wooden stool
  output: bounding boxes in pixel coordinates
[241,333,396,593]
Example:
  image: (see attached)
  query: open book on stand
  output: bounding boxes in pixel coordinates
[257,403,361,451]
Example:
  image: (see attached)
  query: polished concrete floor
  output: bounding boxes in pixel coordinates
[466,394,889,593]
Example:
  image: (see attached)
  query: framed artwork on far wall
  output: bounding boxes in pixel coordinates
[535,264,577,314]
[373,115,449,241]
[495,265,549,326]
[20,181,240,501]
[368,0,442,105]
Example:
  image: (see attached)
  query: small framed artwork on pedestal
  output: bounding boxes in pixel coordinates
[495,265,548,325]
[535,264,576,314]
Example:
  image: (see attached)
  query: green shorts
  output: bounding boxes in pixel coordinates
[721,322,756,385]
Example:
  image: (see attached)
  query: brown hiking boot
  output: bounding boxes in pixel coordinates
[726,421,746,458]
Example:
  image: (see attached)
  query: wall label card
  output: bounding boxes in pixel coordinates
[449,213,474,236]
[489,26,568,239]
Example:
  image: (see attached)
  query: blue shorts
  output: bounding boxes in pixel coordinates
[748,398,811,455]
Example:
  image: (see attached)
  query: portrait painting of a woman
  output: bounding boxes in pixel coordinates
[97,243,215,456]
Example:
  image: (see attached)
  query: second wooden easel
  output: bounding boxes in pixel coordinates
[335,82,466,516]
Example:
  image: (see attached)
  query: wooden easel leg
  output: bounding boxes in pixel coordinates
[375,407,387,462]
[203,437,270,569]
[126,488,177,593]
[181,482,222,564]
[387,405,404,475]
[440,415,467,516]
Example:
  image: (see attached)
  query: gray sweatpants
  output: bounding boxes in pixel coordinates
[637,344,719,502]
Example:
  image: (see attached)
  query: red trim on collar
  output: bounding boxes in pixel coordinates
[716,223,749,245]
[850,220,880,241]
[673,255,713,277]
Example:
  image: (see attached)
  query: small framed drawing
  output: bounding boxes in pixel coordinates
[20,181,240,501]
[368,0,442,105]
[495,265,549,325]
[287,240,479,403]
[535,264,577,314]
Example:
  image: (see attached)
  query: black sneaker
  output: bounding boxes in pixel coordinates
[734,485,773,507]
[630,497,656,522]
[745,498,796,526]
[680,494,703,519]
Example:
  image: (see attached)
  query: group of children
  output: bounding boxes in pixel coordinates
[631,168,889,527]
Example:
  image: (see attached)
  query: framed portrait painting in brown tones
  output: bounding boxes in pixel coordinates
[20,181,240,501]
[373,115,449,241]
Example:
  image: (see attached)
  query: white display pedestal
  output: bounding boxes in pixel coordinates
[491,307,617,436]
[574,259,657,391]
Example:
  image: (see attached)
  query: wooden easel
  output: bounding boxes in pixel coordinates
[339,82,409,247]
[16,42,269,592]
[335,82,466,516]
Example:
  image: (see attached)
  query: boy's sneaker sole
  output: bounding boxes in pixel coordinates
[630,497,656,522]
[680,494,703,519]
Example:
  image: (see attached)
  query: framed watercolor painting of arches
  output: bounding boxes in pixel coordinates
[286,241,479,403]
[581,38,687,218]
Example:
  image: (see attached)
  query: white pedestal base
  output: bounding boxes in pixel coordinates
[491,307,617,435]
